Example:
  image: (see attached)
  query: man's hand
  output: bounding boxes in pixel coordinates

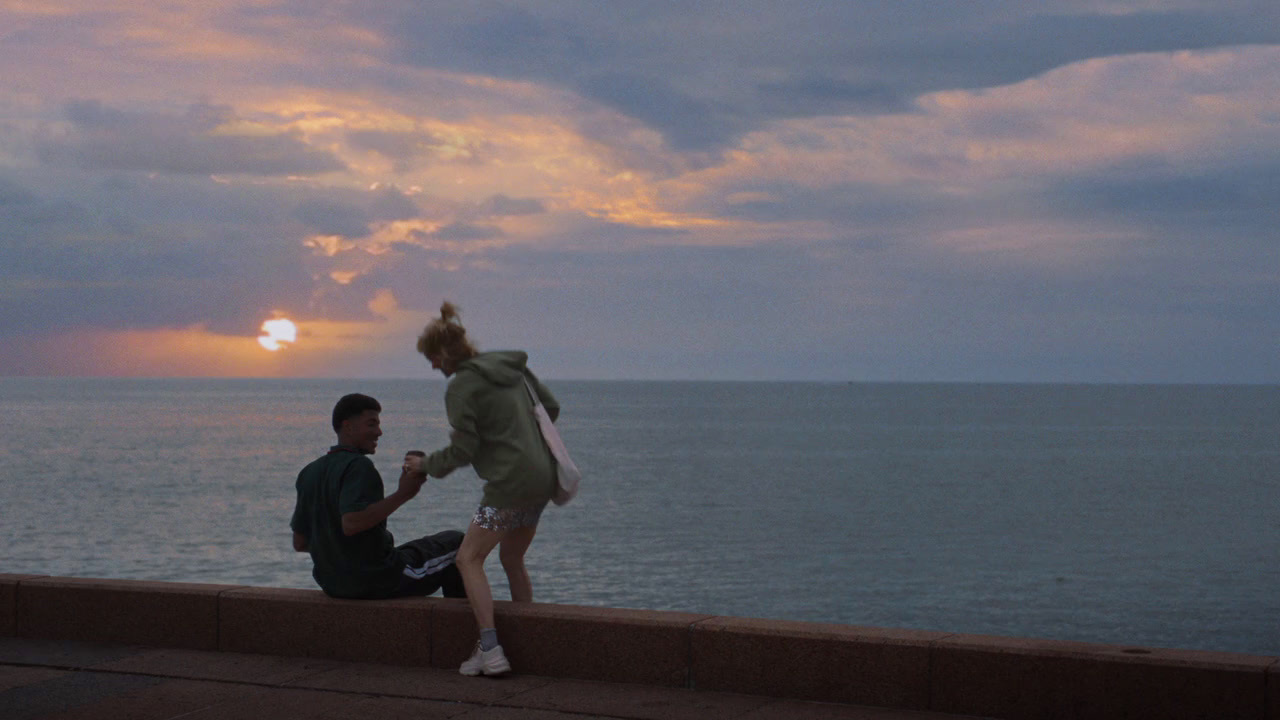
[397,467,427,498]
[340,453,429,536]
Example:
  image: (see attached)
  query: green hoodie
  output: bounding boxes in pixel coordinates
[424,351,560,509]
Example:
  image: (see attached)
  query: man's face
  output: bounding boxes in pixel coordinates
[341,410,382,454]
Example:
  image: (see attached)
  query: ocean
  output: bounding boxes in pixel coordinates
[1,378,1277,656]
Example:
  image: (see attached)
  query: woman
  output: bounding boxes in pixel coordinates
[405,301,560,677]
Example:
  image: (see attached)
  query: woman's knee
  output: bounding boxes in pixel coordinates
[456,534,497,570]
[498,548,525,573]
[498,529,535,562]
[456,547,485,571]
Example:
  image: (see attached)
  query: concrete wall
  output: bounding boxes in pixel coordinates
[2,573,1276,720]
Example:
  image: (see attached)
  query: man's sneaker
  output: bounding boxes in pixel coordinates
[459,641,511,676]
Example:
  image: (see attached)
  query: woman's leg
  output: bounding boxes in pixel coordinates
[498,525,538,602]
[456,521,504,630]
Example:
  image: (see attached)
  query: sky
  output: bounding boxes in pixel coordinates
[1,1,1278,382]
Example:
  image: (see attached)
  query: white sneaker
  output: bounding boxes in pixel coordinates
[459,641,511,676]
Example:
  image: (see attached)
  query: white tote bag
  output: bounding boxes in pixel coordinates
[523,378,581,505]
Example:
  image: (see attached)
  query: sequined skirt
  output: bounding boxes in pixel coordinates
[472,502,547,531]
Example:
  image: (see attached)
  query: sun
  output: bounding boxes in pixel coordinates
[257,318,297,351]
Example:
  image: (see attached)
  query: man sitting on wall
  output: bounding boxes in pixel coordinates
[291,393,466,599]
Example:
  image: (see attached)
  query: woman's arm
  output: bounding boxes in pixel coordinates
[419,384,480,477]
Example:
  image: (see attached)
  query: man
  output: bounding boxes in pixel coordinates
[291,393,466,599]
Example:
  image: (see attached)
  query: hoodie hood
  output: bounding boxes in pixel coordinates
[457,350,528,386]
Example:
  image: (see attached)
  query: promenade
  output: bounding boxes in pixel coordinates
[2,575,1275,719]
[0,636,982,719]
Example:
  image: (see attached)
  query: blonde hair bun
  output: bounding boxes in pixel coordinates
[416,300,477,359]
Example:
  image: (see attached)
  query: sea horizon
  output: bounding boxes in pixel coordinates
[3,377,1277,656]
[7,375,1280,386]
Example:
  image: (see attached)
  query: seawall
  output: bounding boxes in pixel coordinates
[3,573,1276,719]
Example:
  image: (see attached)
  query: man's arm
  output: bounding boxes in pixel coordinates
[290,475,310,552]
[340,470,426,536]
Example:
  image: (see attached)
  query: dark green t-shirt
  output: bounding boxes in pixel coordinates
[290,446,402,599]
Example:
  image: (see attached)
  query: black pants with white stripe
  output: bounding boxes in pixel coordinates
[390,530,466,598]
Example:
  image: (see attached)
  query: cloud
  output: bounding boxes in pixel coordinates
[432,222,503,242]
[576,74,741,152]
[473,193,545,218]
[368,2,1280,151]
[291,187,420,236]
[346,129,450,173]
[682,45,1280,197]
[3,2,1280,381]
[37,100,346,176]
[1052,163,1280,221]
[754,76,910,116]
[0,167,335,338]
[292,199,377,237]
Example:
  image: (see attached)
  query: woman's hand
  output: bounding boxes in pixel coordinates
[403,451,426,475]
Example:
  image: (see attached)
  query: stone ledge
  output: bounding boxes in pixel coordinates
[930,633,1277,720]
[218,586,434,666]
[0,575,46,637]
[1265,658,1280,720]
[3,574,1276,720]
[691,616,944,709]
[13,576,240,651]
[431,597,713,686]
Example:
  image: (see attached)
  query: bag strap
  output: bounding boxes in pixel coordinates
[521,376,542,408]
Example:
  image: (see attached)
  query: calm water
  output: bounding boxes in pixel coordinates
[1,378,1277,655]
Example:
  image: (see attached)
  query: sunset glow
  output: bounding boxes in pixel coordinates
[2,3,1278,381]
[257,318,297,352]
